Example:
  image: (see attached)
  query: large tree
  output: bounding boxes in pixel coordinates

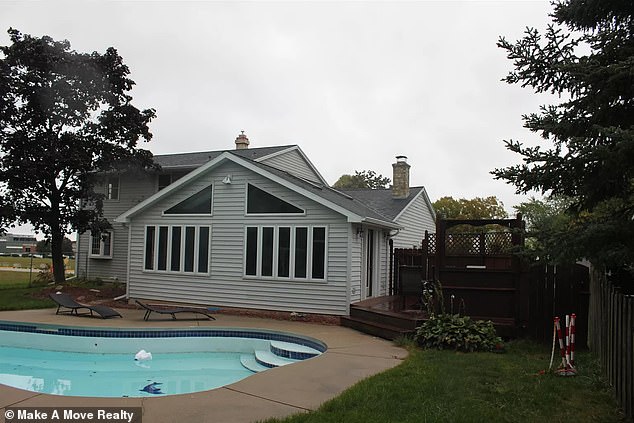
[333,170,391,189]
[432,196,508,220]
[492,1,634,271]
[0,29,156,282]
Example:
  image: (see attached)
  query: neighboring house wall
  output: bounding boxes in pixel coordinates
[77,171,155,282]
[259,148,324,184]
[392,190,436,249]
[126,161,351,315]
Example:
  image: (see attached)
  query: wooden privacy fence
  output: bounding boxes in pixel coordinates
[588,271,634,421]
[392,216,590,341]
[528,263,590,346]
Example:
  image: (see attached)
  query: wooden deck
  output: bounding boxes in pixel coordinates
[341,295,518,340]
[341,296,428,340]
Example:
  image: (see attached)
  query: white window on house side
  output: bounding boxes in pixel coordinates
[106,177,119,200]
[244,226,327,280]
[90,231,113,259]
[144,225,210,274]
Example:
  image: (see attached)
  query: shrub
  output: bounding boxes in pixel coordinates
[414,313,504,352]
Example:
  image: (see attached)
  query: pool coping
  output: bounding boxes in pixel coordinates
[0,308,408,423]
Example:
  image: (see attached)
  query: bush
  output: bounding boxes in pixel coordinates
[415,314,504,352]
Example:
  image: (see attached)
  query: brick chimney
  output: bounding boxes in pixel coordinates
[235,131,249,150]
[392,155,410,199]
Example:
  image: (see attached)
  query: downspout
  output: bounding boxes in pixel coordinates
[386,229,399,296]
[124,222,132,301]
[345,224,352,315]
[74,231,80,278]
[388,238,394,295]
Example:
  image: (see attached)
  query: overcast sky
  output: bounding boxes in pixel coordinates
[2,0,557,235]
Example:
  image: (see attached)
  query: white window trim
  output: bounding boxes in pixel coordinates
[89,231,114,259]
[143,225,210,275]
[244,183,306,217]
[106,177,120,201]
[161,184,214,217]
[243,225,327,281]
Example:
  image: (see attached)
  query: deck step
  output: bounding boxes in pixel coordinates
[254,350,298,368]
[341,316,415,341]
[240,354,269,373]
[270,341,321,360]
[349,306,423,330]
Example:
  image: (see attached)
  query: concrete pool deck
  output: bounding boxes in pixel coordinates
[0,308,407,423]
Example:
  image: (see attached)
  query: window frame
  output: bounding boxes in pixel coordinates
[162,184,214,217]
[143,225,211,275]
[244,183,306,217]
[106,176,120,201]
[89,231,114,259]
[243,225,327,281]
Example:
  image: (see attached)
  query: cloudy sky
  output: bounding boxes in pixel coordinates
[2,0,557,235]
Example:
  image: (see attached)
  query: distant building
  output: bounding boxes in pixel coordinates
[0,233,38,255]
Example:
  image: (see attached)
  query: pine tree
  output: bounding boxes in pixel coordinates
[492,0,634,271]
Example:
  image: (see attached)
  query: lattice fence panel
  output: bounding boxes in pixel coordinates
[445,233,481,255]
[484,232,513,254]
[425,233,437,255]
[444,232,513,255]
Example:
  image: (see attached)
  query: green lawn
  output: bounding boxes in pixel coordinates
[0,256,75,270]
[0,270,624,422]
[0,270,68,310]
[264,341,624,423]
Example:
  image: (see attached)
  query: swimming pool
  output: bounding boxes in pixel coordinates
[0,321,326,397]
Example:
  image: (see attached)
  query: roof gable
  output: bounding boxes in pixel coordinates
[115,153,400,229]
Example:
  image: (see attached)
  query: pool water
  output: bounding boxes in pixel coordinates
[0,346,253,397]
[0,323,326,397]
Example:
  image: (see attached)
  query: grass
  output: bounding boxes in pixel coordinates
[0,271,56,310]
[264,340,625,423]
[0,256,75,270]
[0,271,625,422]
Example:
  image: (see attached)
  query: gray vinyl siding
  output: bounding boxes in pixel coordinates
[392,194,435,249]
[77,171,155,283]
[349,226,362,303]
[378,234,389,296]
[260,149,323,184]
[126,161,351,315]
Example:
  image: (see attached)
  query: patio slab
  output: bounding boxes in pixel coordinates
[0,308,407,423]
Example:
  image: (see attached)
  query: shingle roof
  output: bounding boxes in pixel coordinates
[121,146,416,228]
[338,187,425,220]
[236,154,397,225]
[154,145,294,168]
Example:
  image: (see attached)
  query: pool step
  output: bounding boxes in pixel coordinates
[240,354,269,373]
[254,350,298,368]
[240,341,322,373]
[270,341,321,360]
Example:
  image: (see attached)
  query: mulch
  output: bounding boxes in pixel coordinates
[36,284,341,325]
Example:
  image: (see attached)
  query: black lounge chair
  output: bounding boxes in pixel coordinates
[49,292,122,319]
[135,300,217,321]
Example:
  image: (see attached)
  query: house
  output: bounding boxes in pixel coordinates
[76,133,435,315]
[0,233,37,255]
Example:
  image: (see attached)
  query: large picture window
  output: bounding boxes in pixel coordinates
[90,231,113,259]
[144,225,210,274]
[164,185,212,215]
[244,226,327,280]
[246,184,304,214]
